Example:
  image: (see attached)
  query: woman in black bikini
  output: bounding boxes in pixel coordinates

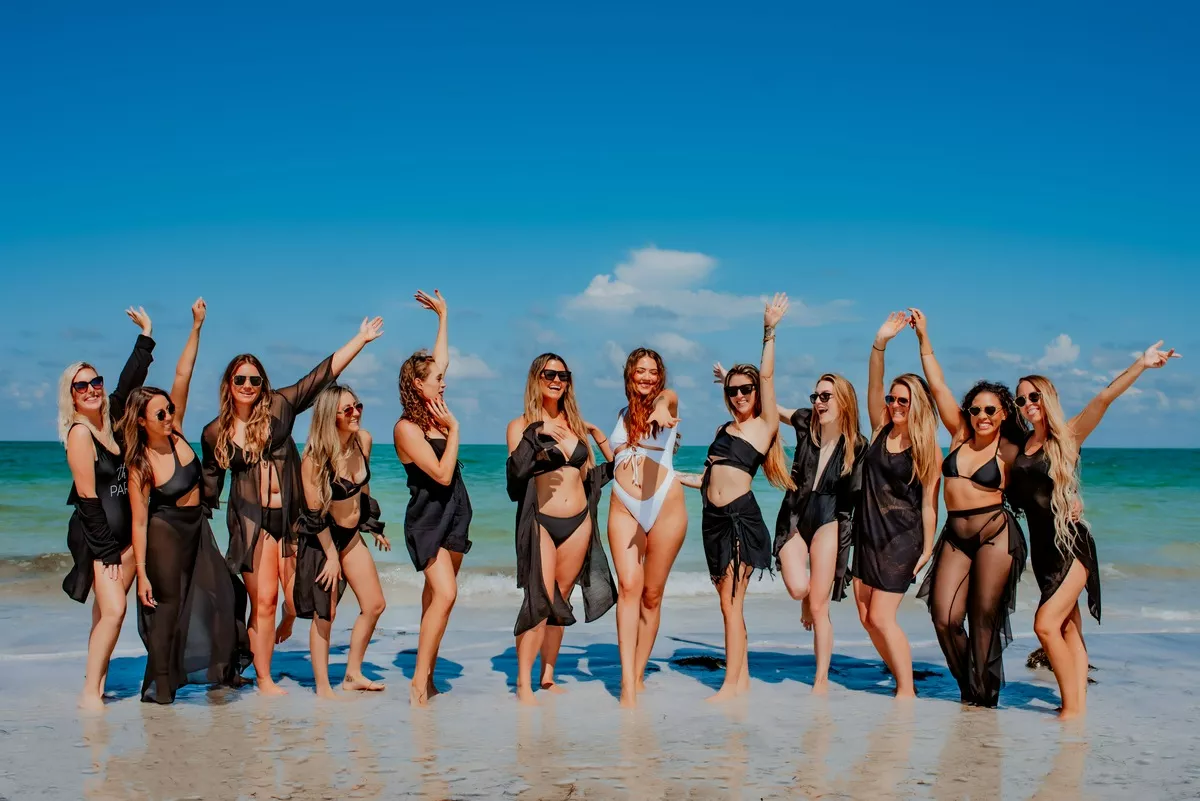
[393,290,472,707]
[201,315,384,696]
[59,305,155,710]
[297,384,390,698]
[701,294,795,702]
[852,312,942,698]
[911,308,1026,707]
[506,353,616,705]
[125,299,250,704]
[1009,341,1179,719]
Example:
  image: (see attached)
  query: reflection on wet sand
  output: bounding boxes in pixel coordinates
[932,708,1003,801]
[1029,726,1088,801]
[790,700,835,799]
[838,702,916,800]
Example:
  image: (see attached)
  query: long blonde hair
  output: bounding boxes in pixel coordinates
[724,363,796,491]
[885,373,940,487]
[523,353,594,470]
[810,373,861,477]
[303,385,363,516]
[1019,374,1085,558]
[57,362,116,451]
[213,354,274,469]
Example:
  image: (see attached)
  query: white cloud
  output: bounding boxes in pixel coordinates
[6,381,49,411]
[650,332,703,361]
[594,377,623,390]
[987,350,1025,366]
[674,374,697,389]
[340,352,381,388]
[448,347,496,380]
[567,245,852,329]
[1036,334,1080,369]
[605,341,627,371]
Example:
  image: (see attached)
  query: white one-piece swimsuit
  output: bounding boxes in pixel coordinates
[609,410,679,532]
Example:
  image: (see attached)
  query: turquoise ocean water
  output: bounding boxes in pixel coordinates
[3,442,1199,623]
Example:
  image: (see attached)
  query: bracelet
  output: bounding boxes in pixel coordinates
[763,334,776,343]
[595,437,608,445]
[872,344,886,352]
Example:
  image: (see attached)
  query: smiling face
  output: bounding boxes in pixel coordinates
[1015,379,1041,424]
[725,372,758,418]
[631,356,661,397]
[814,378,839,425]
[141,392,175,438]
[335,390,362,433]
[539,358,569,404]
[71,366,105,415]
[887,380,911,425]
[967,390,1005,435]
[230,360,264,406]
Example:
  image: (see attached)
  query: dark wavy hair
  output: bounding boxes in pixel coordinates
[961,380,1026,443]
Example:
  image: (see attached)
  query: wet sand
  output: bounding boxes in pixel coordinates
[1,589,1198,800]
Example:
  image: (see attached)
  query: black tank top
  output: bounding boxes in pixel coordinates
[859,424,923,539]
[66,428,130,538]
[404,436,457,498]
[149,435,202,513]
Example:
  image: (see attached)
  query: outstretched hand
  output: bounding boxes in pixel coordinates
[1142,340,1181,369]
[191,298,207,329]
[359,316,385,342]
[126,306,152,337]
[415,289,448,317]
[876,311,910,344]
[764,293,789,328]
[648,403,680,433]
[712,362,726,384]
[907,307,929,339]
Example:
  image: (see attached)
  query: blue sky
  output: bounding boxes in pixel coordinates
[2,2,1197,446]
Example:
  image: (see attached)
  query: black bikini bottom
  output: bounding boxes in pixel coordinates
[261,507,285,541]
[536,508,589,547]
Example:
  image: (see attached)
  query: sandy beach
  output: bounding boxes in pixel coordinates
[2,579,1198,801]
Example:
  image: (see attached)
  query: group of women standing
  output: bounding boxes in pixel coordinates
[60,292,1178,720]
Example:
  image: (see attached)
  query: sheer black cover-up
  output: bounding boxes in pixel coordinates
[701,424,773,592]
[138,435,251,703]
[1008,439,1100,622]
[772,408,865,601]
[201,356,336,573]
[403,436,473,571]
[63,334,155,603]
[507,422,616,637]
[294,493,385,622]
[851,423,926,594]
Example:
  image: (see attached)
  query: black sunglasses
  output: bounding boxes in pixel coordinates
[1015,392,1042,407]
[153,402,177,422]
[810,391,834,404]
[339,402,364,416]
[540,369,572,383]
[725,383,757,398]
[232,375,263,387]
[884,394,910,407]
[967,405,999,417]
[71,376,104,393]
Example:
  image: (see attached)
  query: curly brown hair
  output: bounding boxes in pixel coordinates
[213,354,274,469]
[399,350,442,434]
[622,348,667,446]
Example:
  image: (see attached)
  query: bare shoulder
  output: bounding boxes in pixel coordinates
[358,429,373,455]
[66,424,93,448]
[506,416,529,449]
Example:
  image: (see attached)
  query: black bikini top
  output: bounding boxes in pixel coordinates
[537,432,589,471]
[330,438,371,501]
[706,423,767,476]
[941,437,1003,490]
[150,434,202,510]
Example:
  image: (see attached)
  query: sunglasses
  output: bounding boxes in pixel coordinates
[540,369,572,383]
[809,391,834,404]
[232,375,263,387]
[725,383,757,398]
[1015,392,1042,407]
[967,405,999,417]
[71,376,105,393]
[152,403,177,422]
[339,402,364,417]
[884,394,910,407]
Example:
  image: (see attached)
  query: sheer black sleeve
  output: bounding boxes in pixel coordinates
[277,355,335,414]
[359,494,385,535]
[200,423,225,514]
[109,334,155,424]
[75,498,123,566]
[505,423,554,501]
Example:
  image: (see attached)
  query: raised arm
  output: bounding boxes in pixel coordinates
[910,308,966,441]
[719,359,797,428]
[394,402,461,486]
[330,315,385,379]
[110,306,155,423]
[869,312,910,431]
[1070,340,1181,444]
[647,389,680,433]
[759,293,789,431]
[169,299,205,431]
[415,290,450,374]
[280,316,385,413]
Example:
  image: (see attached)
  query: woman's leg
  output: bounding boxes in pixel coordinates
[777,532,811,602]
[309,606,336,698]
[807,522,839,694]
[539,515,593,692]
[854,580,891,670]
[866,589,912,697]
[708,564,752,702]
[275,548,297,644]
[516,526,558,706]
[1033,559,1089,718]
[81,546,134,709]
[608,497,647,708]
[928,542,973,702]
[966,523,1016,708]
[243,533,285,695]
[412,548,459,706]
[1063,604,1089,709]
[634,487,687,691]
[341,538,387,691]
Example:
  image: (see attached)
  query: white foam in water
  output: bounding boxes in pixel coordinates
[1139,607,1200,621]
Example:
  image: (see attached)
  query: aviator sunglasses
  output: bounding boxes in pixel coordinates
[884,394,910,407]
[232,375,263,387]
[71,376,104,393]
[725,383,757,398]
[1015,392,1042,407]
[540,369,572,383]
[339,402,365,417]
[967,405,999,417]
[809,391,834,404]
[152,403,176,422]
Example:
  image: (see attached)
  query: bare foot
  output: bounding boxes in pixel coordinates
[540,680,567,695]
[78,692,106,712]
[619,686,637,709]
[342,675,386,692]
[811,677,829,696]
[1057,707,1084,721]
[410,683,430,708]
[706,685,740,703]
[274,613,295,644]
[801,598,814,631]
[426,680,440,699]
[736,674,750,694]
[315,686,341,700]
[516,685,540,707]
[256,679,288,697]
[894,687,916,700]
[634,678,647,693]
